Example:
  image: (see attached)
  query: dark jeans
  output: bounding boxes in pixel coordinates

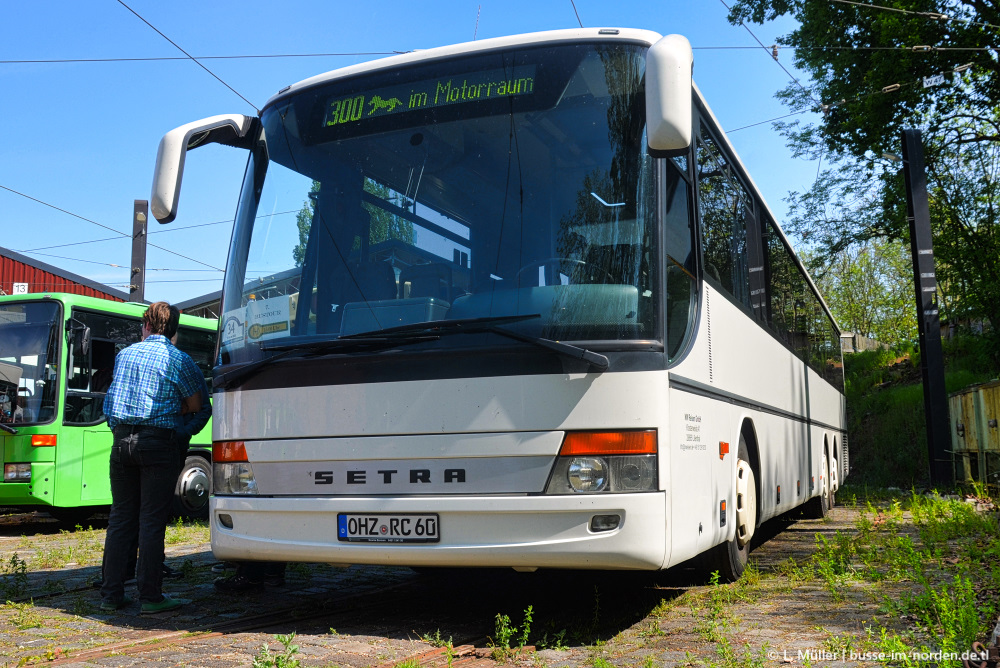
[100,426,179,604]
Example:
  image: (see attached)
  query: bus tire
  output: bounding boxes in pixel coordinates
[173,455,211,519]
[709,436,757,582]
[801,451,830,519]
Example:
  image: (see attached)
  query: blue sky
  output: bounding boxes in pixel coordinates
[0,0,819,306]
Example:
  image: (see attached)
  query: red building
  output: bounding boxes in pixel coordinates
[0,246,128,302]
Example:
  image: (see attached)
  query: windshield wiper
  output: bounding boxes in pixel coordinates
[0,423,17,435]
[345,314,610,371]
[214,335,439,389]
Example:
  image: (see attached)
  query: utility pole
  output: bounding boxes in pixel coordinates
[900,129,952,486]
[130,200,148,303]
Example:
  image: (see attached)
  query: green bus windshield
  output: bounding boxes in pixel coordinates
[0,301,60,426]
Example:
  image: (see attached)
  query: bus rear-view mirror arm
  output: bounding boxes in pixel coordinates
[645,34,693,155]
[151,114,259,224]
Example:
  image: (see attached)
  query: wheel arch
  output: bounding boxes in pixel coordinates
[739,417,761,523]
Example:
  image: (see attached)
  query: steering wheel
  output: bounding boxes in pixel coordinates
[515,258,614,286]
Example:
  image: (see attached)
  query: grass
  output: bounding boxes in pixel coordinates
[844,333,999,488]
[613,488,999,668]
[805,491,999,664]
[165,517,210,544]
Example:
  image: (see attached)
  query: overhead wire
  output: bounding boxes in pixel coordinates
[569,0,584,28]
[829,0,1000,31]
[0,52,405,64]
[115,0,260,114]
[1,183,222,270]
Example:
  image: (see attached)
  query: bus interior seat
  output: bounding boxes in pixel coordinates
[398,263,453,302]
[322,260,397,333]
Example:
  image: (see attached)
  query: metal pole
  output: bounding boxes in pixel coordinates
[130,200,148,303]
[901,129,952,486]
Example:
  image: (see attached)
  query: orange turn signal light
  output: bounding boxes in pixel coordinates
[31,435,57,447]
[559,430,657,456]
[213,441,248,462]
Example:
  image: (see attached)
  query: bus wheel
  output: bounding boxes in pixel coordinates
[173,456,211,519]
[801,451,830,519]
[710,436,757,582]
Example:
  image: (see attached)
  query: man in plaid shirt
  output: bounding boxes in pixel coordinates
[99,302,203,614]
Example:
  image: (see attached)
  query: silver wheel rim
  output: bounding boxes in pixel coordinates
[736,458,756,548]
[179,465,209,512]
[820,453,829,503]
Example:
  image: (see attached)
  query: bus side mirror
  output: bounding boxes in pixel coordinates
[151,114,258,224]
[645,34,693,154]
[68,319,91,356]
[78,326,91,357]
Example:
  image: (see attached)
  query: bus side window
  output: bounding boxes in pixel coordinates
[696,126,751,310]
[665,158,696,360]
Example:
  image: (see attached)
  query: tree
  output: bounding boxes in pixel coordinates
[725,0,1000,357]
[811,240,917,346]
[293,179,414,266]
[726,0,1000,160]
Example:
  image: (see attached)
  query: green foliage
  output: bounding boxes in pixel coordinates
[489,605,534,660]
[292,179,415,267]
[807,491,999,660]
[421,629,452,647]
[843,333,998,487]
[7,600,43,630]
[810,240,916,347]
[536,627,570,650]
[394,661,421,668]
[724,0,1000,358]
[0,553,29,600]
[252,633,300,668]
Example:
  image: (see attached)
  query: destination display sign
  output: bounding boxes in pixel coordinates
[323,65,537,127]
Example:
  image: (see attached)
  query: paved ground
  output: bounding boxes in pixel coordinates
[0,505,995,668]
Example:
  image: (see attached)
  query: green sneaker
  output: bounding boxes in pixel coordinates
[140,594,190,615]
[99,595,133,611]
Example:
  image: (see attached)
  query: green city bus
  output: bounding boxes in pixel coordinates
[0,293,217,523]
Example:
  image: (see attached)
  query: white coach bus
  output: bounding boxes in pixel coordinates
[152,28,846,581]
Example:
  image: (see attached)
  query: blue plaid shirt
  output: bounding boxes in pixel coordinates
[104,334,203,431]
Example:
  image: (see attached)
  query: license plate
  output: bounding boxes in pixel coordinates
[337,513,440,543]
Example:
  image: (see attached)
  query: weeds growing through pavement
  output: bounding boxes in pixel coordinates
[420,628,452,647]
[252,632,300,668]
[489,605,534,660]
[806,490,999,661]
[0,554,29,600]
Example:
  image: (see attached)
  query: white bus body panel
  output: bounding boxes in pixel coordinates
[212,371,671,570]
[667,284,846,549]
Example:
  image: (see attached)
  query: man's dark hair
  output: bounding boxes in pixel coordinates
[143,302,181,339]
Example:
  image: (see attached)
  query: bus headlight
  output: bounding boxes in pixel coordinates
[610,456,656,491]
[547,455,657,494]
[212,441,258,495]
[568,457,607,492]
[213,462,258,495]
[544,430,658,495]
[3,463,31,482]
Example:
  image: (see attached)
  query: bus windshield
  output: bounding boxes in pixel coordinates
[220,42,658,364]
[0,301,59,426]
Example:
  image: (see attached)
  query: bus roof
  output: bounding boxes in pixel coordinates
[264,27,663,110]
[0,292,217,329]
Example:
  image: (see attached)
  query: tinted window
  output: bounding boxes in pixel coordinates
[696,127,751,309]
